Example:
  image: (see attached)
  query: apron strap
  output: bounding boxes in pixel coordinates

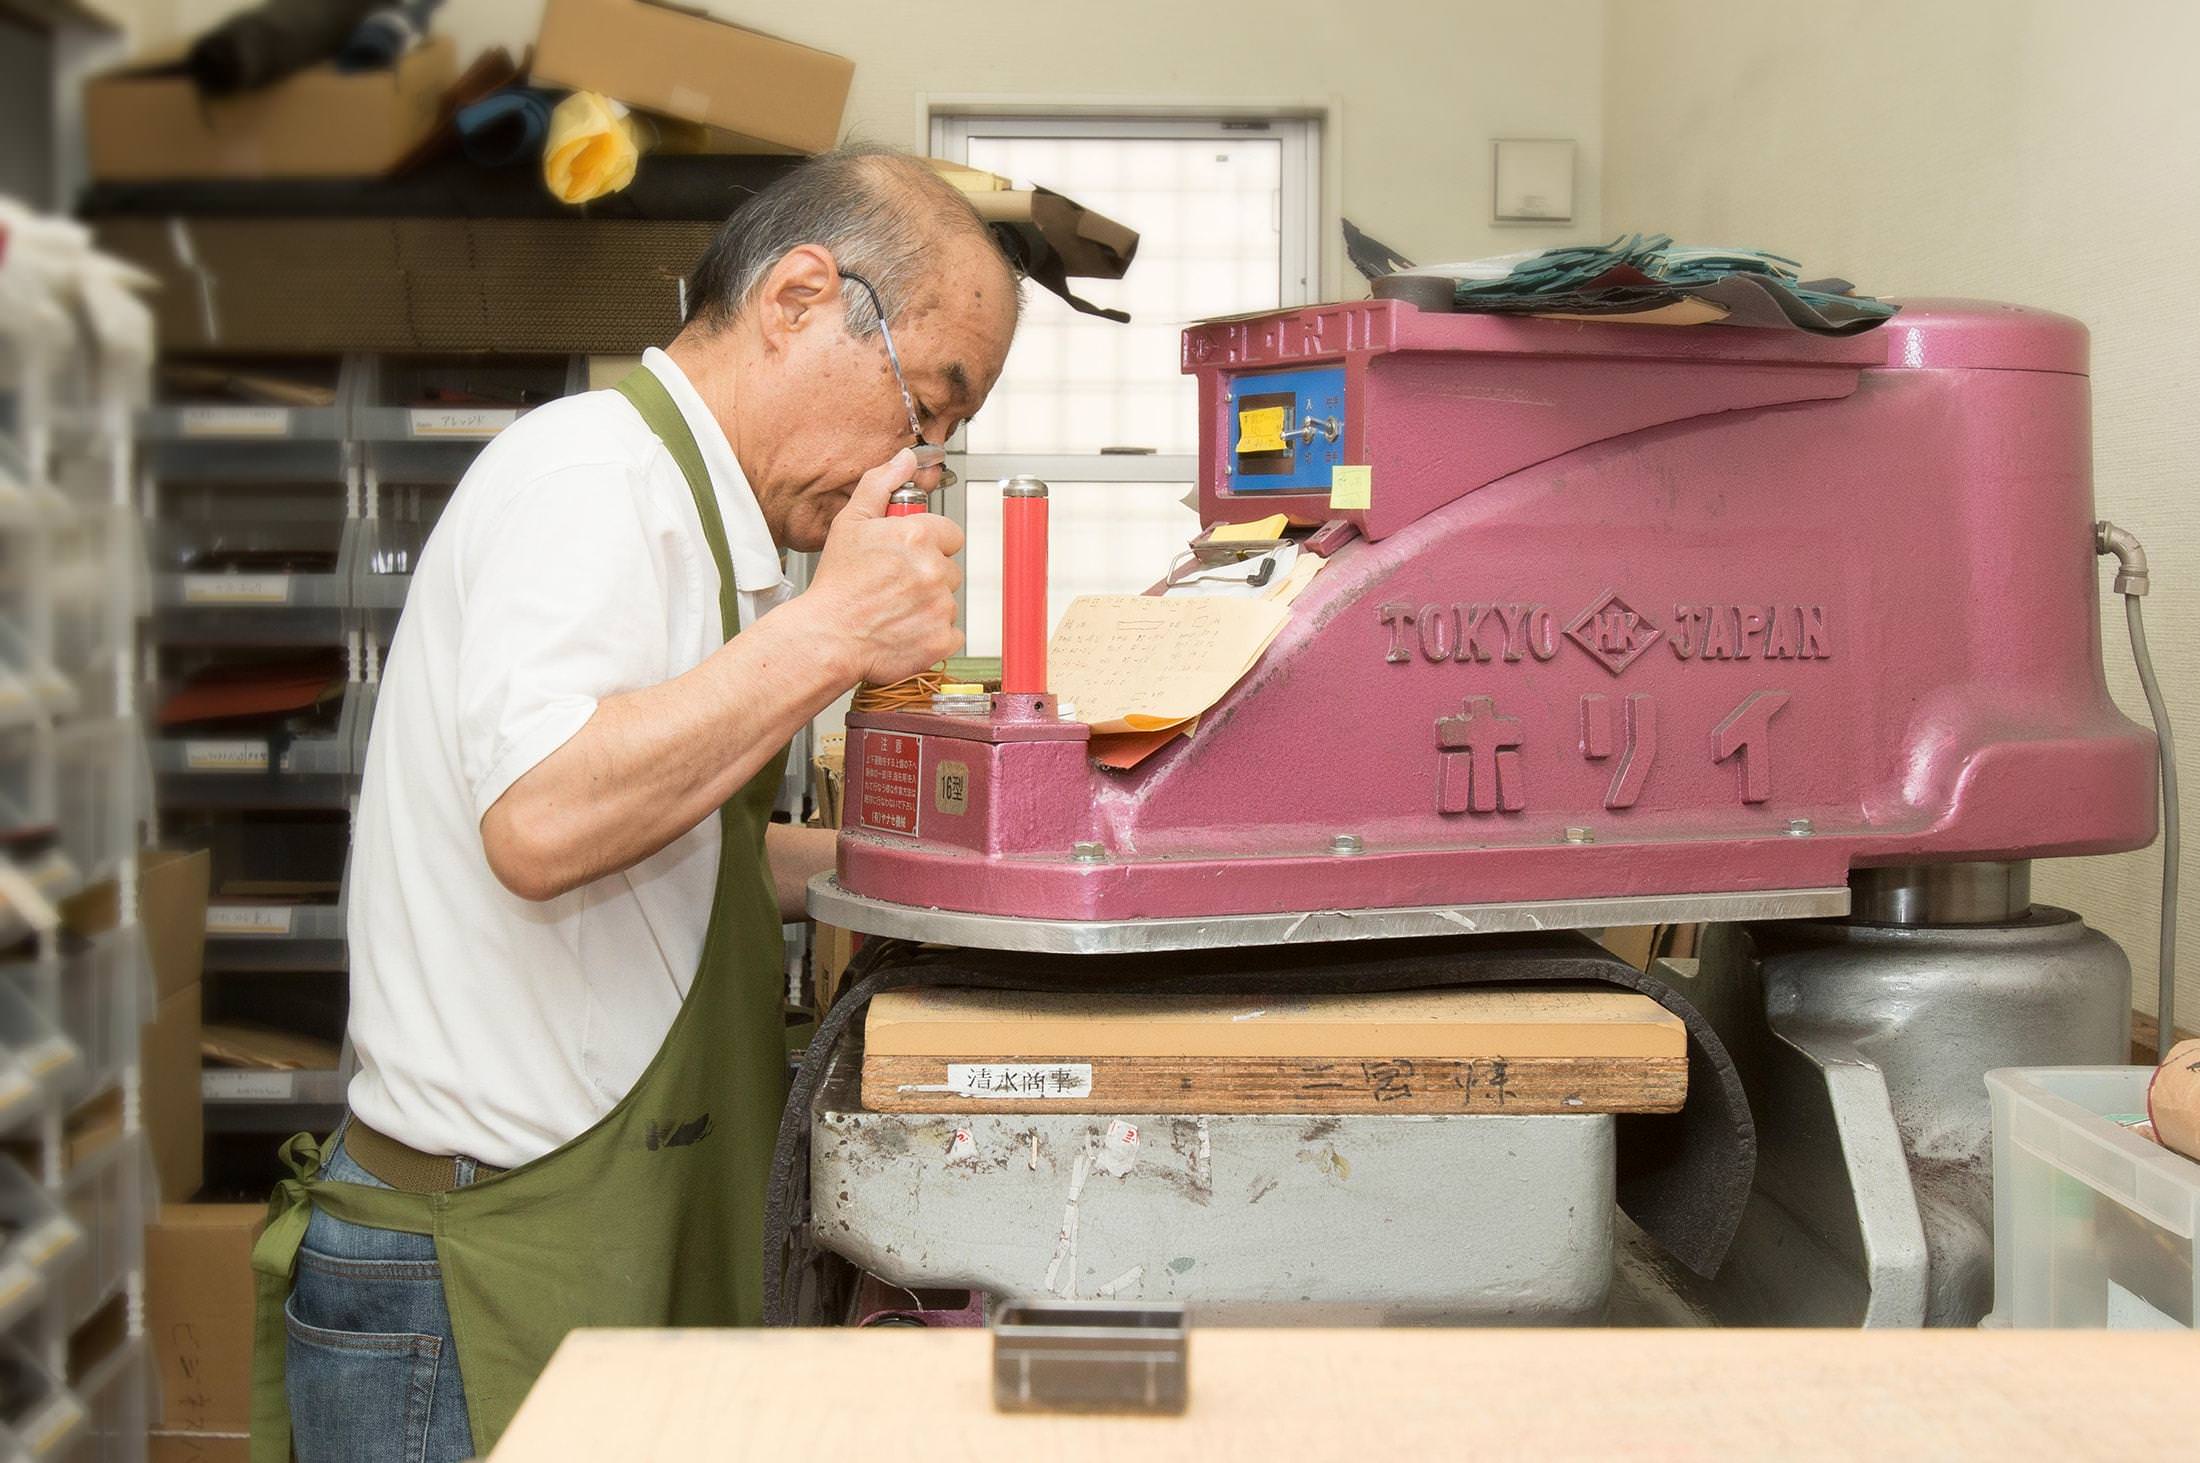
[615,367,741,642]
[248,1133,324,1463]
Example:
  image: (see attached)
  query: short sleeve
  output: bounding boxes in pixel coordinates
[456,462,675,818]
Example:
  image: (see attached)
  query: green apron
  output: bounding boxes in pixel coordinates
[249,368,791,1460]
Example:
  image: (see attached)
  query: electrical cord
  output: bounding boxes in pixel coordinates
[2098,522,2178,1055]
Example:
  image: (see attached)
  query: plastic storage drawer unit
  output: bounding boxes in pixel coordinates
[1986,1065,2199,1329]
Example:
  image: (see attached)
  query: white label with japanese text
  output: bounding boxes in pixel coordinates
[207,905,295,936]
[203,1070,294,1100]
[185,740,270,772]
[409,407,518,438]
[943,1063,1092,1100]
[181,406,288,437]
[183,572,290,605]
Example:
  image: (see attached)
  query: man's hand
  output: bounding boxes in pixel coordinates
[798,449,965,684]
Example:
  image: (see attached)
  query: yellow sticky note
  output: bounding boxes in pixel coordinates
[1210,514,1289,543]
[1235,405,1287,454]
[1330,464,1372,511]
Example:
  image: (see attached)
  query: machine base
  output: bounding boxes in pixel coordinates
[1686,907,2132,1327]
[810,1052,1619,1325]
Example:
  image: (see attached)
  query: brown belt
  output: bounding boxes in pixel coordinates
[343,1117,506,1194]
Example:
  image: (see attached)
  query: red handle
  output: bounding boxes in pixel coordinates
[1001,477,1049,695]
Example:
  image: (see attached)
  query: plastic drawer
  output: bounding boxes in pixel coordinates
[151,680,366,811]
[0,1335,86,1462]
[52,720,138,887]
[1987,1065,2200,1329]
[60,1335,142,1463]
[0,1158,77,1331]
[0,980,78,1101]
[5,932,143,1110]
[53,1132,144,1334]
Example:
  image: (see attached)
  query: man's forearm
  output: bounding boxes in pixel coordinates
[765,823,837,921]
[481,604,847,900]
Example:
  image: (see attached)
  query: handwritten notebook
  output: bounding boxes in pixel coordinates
[1049,594,1290,735]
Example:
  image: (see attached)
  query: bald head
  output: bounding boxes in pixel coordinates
[685,145,1022,339]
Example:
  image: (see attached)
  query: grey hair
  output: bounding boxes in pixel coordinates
[684,143,1019,336]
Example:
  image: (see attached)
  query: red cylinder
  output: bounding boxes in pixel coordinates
[887,485,928,518]
[1000,476,1049,694]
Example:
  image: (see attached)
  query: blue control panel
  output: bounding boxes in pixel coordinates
[1226,365,1346,494]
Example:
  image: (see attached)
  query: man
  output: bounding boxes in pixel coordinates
[252,147,1021,1463]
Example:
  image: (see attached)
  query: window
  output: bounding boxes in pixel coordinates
[930,114,1322,655]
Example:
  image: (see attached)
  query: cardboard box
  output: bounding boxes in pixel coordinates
[143,982,203,1202]
[150,1436,250,1463]
[532,0,850,154]
[142,849,211,1001]
[93,215,715,354]
[147,1204,265,1435]
[84,37,456,181]
[60,848,211,1001]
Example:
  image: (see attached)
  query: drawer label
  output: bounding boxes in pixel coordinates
[180,406,288,437]
[203,1070,294,1100]
[409,407,518,438]
[185,740,270,772]
[207,905,295,936]
[182,573,290,605]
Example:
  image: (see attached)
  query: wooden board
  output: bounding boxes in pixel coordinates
[494,1328,2200,1462]
[864,988,1685,1057]
[861,1052,1686,1114]
[861,987,1686,1114]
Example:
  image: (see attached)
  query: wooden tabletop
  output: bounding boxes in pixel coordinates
[493,1327,2199,1461]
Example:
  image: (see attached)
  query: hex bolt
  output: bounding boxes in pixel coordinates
[1563,827,1595,844]
[1328,834,1364,856]
[1071,841,1107,863]
[1787,818,1815,837]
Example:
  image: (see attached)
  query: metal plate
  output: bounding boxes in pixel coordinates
[805,874,1849,954]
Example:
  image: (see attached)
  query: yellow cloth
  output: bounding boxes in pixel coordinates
[544,91,644,204]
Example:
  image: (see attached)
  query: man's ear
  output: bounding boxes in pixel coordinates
[756,244,841,354]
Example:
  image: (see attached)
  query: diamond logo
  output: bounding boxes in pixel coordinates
[1565,590,1662,676]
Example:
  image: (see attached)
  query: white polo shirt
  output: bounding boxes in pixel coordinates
[345,349,793,1169]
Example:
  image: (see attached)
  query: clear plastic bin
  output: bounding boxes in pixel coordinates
[53,1131,144,1333]
[149,481,354,646]
[4,929,144,1107]
[0,980,78,1099]
[0,1157,74,1330]
[52,719,138,886]
[1986,1065,2199,1329]
[0,1334,86,1461]
[61,1334,142,1463]
[151,680,366,811]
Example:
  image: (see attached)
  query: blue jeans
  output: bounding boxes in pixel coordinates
[286,1125,480,1463]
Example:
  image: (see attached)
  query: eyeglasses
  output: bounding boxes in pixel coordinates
[840,268,956,489]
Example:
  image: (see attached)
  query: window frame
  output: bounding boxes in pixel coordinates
[926,111,1322,641]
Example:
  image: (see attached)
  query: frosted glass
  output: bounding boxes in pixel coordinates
[963,481,1199,658]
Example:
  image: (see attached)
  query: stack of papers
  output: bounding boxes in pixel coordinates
[1374,231,1898,336]
[1052,595,1289,735]
[1053,522,1331,769]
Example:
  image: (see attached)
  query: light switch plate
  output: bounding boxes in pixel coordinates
[1493,138,1575,224]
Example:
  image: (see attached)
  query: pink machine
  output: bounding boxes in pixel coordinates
[809,297,2167,1328]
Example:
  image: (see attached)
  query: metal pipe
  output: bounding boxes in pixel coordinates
[1849,862,2033,926]
[2099,519,2177,1054]
[1001,476,1049,695]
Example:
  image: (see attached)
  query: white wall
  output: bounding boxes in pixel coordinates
[1604,0,2200,1028]
[126,0,1610,294]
